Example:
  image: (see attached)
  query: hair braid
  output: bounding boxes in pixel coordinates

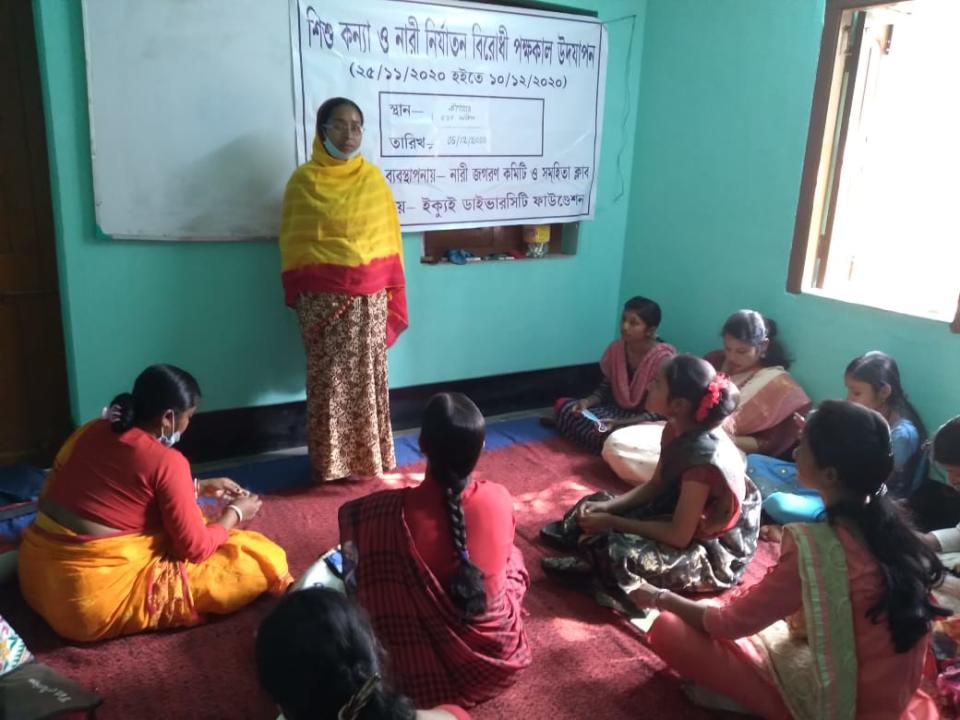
[419,392,488,619]
[445,487,469,558]
[444,485,486,618]
[809,401,950,653]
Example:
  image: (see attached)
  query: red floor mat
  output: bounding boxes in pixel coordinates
[0,437,776,719]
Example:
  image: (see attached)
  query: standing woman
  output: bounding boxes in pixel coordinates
[280,98,408,482]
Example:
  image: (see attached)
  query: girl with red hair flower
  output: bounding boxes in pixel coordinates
[540,355,762,606]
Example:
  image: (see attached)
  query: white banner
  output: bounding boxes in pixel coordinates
[291,0,607,231]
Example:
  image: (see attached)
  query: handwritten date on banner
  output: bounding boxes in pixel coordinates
[304,8,598,72]
[379,92,543,158]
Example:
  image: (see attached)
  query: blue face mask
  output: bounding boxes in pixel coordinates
[159,413,181,447]
[323,135,360,161]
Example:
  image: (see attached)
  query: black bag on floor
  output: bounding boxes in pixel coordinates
[0,662,101,720]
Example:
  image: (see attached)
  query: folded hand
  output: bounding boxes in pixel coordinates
[199,477,248,499]
[578,511,616,534]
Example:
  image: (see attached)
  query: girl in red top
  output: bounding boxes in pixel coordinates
[339,393,530,707]
[541,355,762,607]
[403,393,518,605]
[18,364,291,642]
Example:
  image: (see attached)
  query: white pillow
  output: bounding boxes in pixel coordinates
[602,422,666,486]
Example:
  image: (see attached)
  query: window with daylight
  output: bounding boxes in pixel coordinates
[787,0,960,328]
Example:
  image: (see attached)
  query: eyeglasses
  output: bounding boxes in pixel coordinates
[323,122,364,136]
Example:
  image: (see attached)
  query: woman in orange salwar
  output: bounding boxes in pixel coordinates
[279,97,407,483]
[18,365,291,642]
[635,401,946,719]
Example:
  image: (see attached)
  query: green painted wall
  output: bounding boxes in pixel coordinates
[33,0,647,423]
[44,0,952,433]
[621,0,958,432]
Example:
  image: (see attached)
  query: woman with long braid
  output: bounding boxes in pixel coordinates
[338,393,530,708]
[636,401,945,718]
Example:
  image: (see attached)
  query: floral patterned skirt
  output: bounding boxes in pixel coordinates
[552,481,762,594]
[296,290,395,482]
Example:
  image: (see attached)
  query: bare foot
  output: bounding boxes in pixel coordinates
[759,524,783,543]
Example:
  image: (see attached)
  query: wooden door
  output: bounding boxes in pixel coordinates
[0,0,71,465]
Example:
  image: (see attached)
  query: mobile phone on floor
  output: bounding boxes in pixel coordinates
[323,546,344,578]
[580,409,610,432]
[580,409,602,424]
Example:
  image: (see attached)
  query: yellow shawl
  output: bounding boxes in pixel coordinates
[279,137,407,345]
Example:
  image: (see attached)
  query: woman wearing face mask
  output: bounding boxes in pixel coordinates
[279,97,407,483]
[18,364,292,642]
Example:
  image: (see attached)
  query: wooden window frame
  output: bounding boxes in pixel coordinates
[787,0,957,332]
[788,1,884,292]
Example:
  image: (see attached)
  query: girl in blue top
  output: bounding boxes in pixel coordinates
[750,351,926,529]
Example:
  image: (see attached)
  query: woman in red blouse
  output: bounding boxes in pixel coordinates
[339,393,530,707]
[18,364,291,642]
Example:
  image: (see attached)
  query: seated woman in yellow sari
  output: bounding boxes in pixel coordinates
[18,364,292,642]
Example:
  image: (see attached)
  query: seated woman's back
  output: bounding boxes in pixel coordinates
[257,587,471,720]
[404,475,514,598]
[832,526,929,715]
[641,400,944,720]
[339,392,530,707]
[44,419,190,533]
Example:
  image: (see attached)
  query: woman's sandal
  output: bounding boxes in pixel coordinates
[593,586,647,618]
[539,521,579,551]
[541,555,592,575]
